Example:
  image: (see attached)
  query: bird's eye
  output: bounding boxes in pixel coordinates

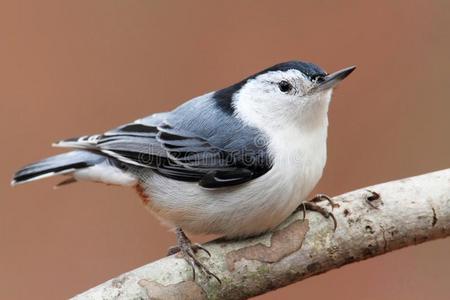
[278,81,292,93]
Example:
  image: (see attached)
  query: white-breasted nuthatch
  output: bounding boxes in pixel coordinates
[12,61,355,280]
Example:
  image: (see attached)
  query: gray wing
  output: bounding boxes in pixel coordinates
[55,93,272,188]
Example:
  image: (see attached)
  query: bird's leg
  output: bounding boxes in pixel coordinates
[167,228,211,257]
[167,227,220,283]
[295,194,338,231]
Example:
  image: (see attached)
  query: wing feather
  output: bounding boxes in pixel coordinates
[53,98,272,188]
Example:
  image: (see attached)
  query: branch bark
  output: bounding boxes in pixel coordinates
[73,169,450,300]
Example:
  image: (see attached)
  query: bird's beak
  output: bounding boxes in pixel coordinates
[309,66,356,94]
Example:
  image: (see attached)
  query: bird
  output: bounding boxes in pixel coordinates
[12,60,355,281]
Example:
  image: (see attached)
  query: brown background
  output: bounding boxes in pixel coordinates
[1,1,449,299]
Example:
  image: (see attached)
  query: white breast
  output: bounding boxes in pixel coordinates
[140,82,333,238]
[140,123,328,238]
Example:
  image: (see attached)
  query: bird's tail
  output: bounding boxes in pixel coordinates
[11,150,106,186]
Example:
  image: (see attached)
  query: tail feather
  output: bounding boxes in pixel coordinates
[12,150,106,186]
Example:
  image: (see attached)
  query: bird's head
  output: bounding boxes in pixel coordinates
[222,61,355,132]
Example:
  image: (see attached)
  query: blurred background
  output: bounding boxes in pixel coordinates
[1,1,449,299]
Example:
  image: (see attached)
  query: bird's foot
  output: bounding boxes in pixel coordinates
[167,243,211,257]
[295,194,338,231]
[310,193,339,208]
[168,227,221,283]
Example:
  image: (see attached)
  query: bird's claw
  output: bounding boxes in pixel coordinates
[310,193,339,209]
[168,228,220,283]
[296,194,338,231]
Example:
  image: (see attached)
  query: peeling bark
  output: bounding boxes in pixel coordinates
[72,169,450,300]
[225,219,309,272]
[138,280,207,300]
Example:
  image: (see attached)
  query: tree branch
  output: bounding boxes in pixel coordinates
[72,169,450,300]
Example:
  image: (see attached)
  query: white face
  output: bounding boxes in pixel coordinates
[233,69,333,132]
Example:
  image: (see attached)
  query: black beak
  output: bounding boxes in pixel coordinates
[309,66,356,93]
